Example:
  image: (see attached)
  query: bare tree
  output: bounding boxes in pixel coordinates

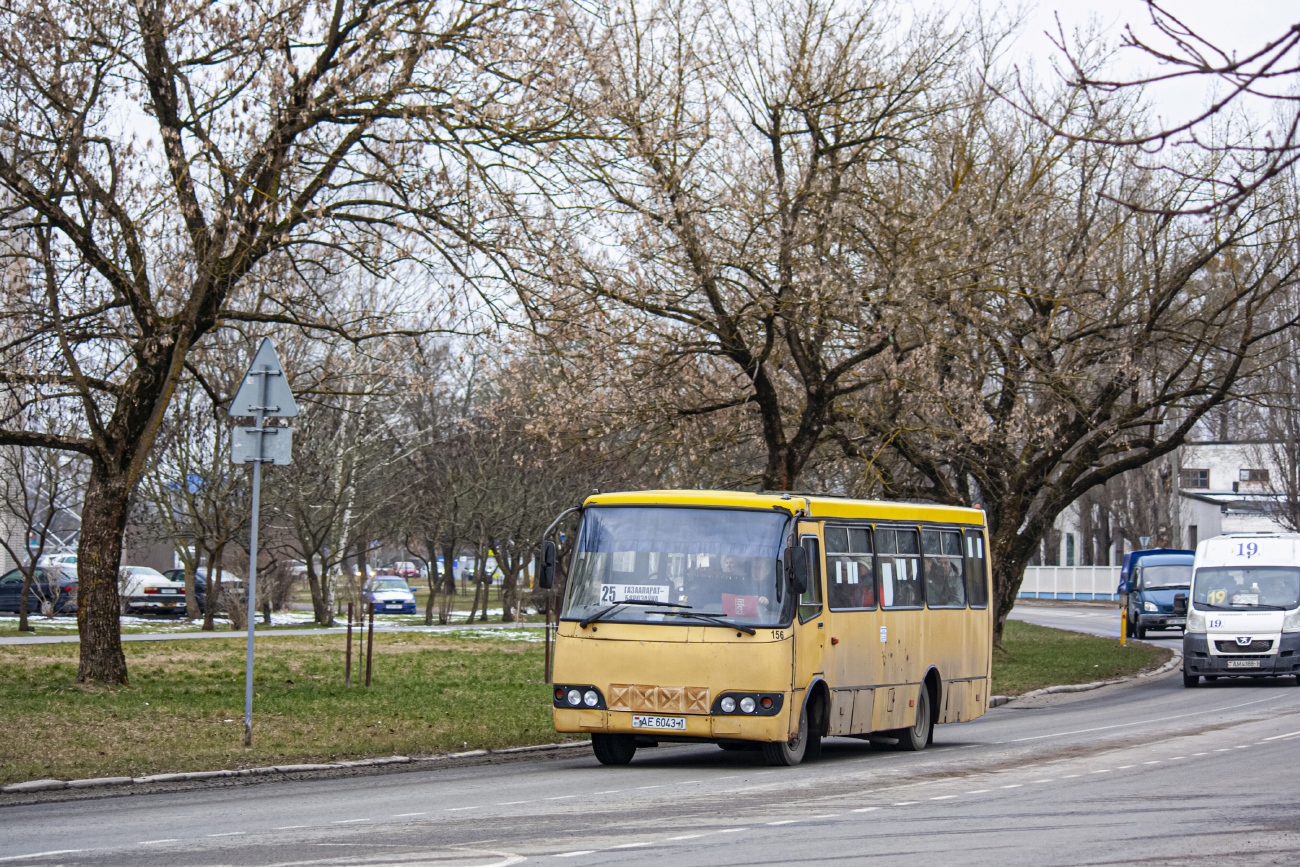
[0,0,566,683]
[525,0,983,489]
[0,434,85,630]
[839,83,1300,644]
[1040,2,1300,215]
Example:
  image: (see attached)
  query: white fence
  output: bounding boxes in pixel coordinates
[1018,565,1122,601]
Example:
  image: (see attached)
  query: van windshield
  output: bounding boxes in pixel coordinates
[1192,567,1300,610]
[1138,565,1192,589]
[562,507,791,627]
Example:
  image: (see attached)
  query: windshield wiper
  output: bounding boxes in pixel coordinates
[579,599,691,629]
[666,610,757,635]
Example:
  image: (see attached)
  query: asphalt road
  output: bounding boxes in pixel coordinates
[1008,600,1185,654]
[4,608,1299,866]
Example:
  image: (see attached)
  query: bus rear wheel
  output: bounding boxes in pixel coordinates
[762,709,809,767]
[892,685,932,751]
[591,733,637,766]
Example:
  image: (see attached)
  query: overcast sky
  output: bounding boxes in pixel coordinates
[1008,0,1285,123]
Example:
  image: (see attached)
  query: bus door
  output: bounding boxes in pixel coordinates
[792,528,825,717]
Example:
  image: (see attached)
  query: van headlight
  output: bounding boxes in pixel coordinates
[1185,609,1206,634]
[1284,609,1300,633]
[1143,601,1157,612]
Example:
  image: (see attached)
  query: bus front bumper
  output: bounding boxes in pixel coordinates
[554,707,790,742]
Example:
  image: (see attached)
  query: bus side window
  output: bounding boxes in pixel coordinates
[964,530,989,609]
[881,528,923,609]
[923,529,966,608]
[799,536,822,623]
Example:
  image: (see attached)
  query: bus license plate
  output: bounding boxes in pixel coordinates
[632,715,686,731]
[1226,659,1261,668]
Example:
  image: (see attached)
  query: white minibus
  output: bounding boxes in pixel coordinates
[1181,532,1300,687]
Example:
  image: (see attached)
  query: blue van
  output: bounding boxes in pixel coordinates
[1119,549,1194,639]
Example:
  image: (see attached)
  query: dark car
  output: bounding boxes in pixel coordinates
[0,566,78,614]
[1119,550,1194,639]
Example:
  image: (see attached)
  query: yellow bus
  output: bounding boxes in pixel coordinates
[540,490,992,766]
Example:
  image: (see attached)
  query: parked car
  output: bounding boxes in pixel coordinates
[119,566,186,617]
[0,566,78,614]
[389,561,421,580]
[1119,549,1194,639]
[363,576,417,614]
[36,552,78,569]
[159,568,245,616]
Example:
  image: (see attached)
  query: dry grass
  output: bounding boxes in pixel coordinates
[0,632,567,785]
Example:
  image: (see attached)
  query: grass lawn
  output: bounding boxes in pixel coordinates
[0,621,1170,785]
[0,631,563,785]
[992,619,1171,696]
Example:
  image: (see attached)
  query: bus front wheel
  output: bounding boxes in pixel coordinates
[892,685,932,751]
[591,733,637,766]
[762,709,810,767]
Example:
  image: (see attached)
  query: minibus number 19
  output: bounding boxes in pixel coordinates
[1236,542,1258,558]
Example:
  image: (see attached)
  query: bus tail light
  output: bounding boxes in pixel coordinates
[552,685,606,709]
[713,692,783,716]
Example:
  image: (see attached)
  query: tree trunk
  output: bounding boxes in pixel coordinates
[438,541,457,625]
[76,464,131,685]
[423,538,439,626]
[500,564,519,623]
[183,559,198,624]
[17,569,33,632]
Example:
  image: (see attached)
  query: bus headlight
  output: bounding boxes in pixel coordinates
[720,697,736,713]
[1284,609,1300,633]
[1185,609,1207,634]
[740,697,757,714]
[583,690,600,707]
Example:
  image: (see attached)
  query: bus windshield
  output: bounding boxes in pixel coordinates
[1192,566,1300,610]
[562,506,791,627]
[1138,565,1191,589]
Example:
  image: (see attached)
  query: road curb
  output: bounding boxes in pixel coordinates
[1,741,591,796]
[990,642,1182,708]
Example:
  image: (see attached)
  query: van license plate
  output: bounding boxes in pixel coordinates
[1226,660,1261,668]
[632,715,686,730]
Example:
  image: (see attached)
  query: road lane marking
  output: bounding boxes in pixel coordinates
[497,801,528,806]
[852,807,879,813]
[1089,769,1110,774]
[1234,745,1250,749]
[331,819,370,824]
[929,795,957,800]
[667,834,706,840]
[592,790,622,795]
[767,820,799,825]
[447,806,476,811]
[1117,765,1135,769]
[275,825,311,830]
[1263,729,1300,741]
[893,801,918,806]
[1001,784,1024,788]
[1005,694,1289,743]
[207,832,246,837]
[809,814,839,818]
[1062,775,1081,778]
[138,840,179,845]
[1215,748,1231,752]
[636,785,663,790]
[1142,761,1161,765]
[554,851,597,858]
[611,842,652,849]
[966,790,990,794]
[0,850,87,862]
[394,812,427,817]
[546,795,577,801]
[716,828,745,833]
[1193,752,1208,756]
[1032,779,1054,783]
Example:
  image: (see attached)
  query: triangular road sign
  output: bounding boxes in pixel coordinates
[230,338,298,418]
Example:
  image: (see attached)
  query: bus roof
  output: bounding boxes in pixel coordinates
[583,490,985,526]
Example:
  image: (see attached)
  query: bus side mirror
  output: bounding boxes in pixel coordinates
[786,546,809,596]
[1173,593,1187,616]
[539,541,557,590]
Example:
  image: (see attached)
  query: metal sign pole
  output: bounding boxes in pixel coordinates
[244,365,268,748]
